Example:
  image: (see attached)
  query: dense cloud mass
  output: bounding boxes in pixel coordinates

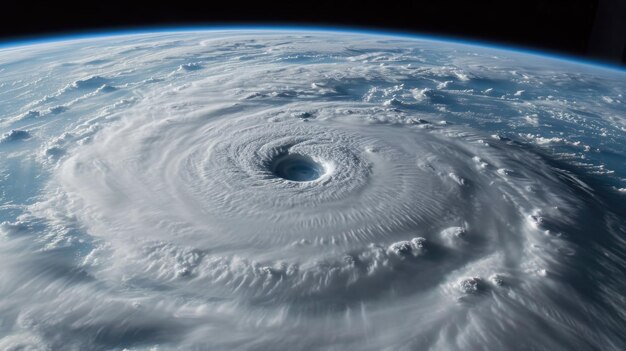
[0,30,625,350]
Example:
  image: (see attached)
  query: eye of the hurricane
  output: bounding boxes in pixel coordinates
[272,153,325,182]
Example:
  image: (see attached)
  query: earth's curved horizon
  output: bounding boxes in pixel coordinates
[3,26,626,73]
[0,28,625,350]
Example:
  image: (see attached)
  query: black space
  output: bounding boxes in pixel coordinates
[1,0,626,66]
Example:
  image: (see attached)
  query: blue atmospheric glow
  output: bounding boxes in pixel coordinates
[0,24,625,73]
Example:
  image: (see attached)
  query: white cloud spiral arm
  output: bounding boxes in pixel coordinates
[0,30,625,350]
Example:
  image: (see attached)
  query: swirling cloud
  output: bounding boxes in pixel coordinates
[0,30,625,350]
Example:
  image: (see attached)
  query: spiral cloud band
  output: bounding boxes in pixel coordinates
[0,30,625,350]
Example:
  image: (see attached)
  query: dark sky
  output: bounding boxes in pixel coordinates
[1,0,625,66]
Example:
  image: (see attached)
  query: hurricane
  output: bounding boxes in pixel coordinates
[1,29,625,350]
